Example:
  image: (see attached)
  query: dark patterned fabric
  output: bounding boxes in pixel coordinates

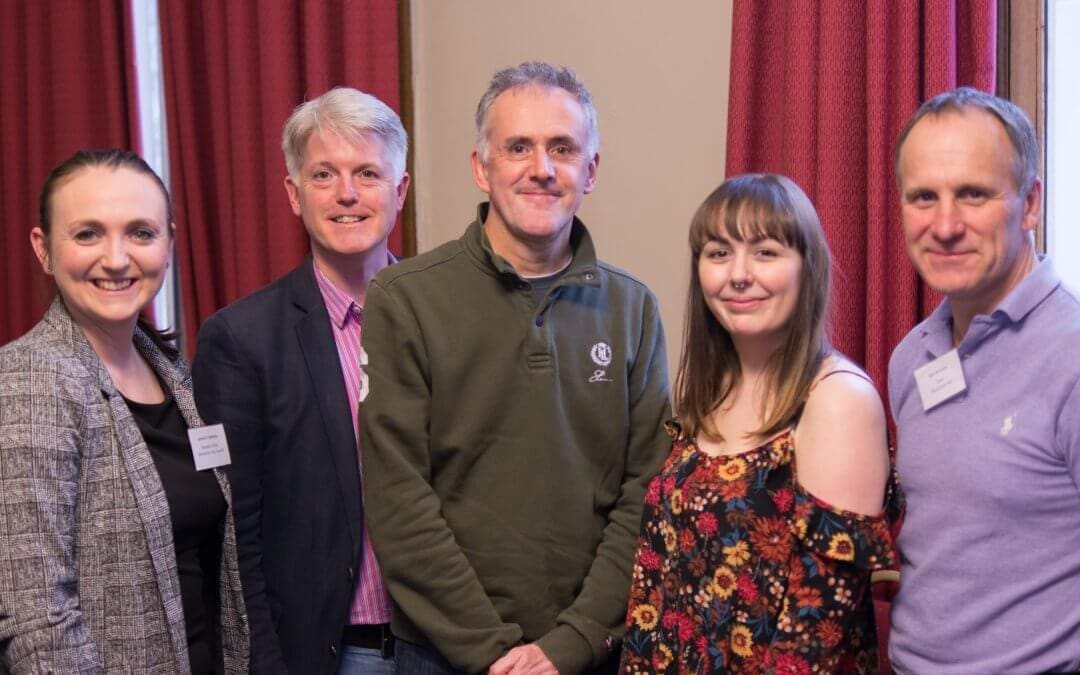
[0,298,249,673]
[620,422,897,674]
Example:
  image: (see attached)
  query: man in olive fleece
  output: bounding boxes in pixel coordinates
[360,62,671,674]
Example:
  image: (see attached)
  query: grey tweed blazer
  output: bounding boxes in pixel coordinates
[0,299,250,674]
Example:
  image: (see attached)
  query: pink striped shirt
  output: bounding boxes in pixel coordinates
[314,262,392,625]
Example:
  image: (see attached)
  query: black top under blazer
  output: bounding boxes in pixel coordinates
[0,298,249,674]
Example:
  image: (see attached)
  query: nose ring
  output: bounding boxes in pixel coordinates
[731,279,750,291]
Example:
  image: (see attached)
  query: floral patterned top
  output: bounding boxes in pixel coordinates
[620,422,898,674]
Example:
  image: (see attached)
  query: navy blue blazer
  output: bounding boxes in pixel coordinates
[193,259,363,674]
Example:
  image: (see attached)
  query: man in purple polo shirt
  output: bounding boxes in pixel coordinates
[888,87,1080,672]
[193,88,408,673]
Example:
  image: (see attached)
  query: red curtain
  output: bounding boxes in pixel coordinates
[725,0,996,389]
[158,0,400,351]
[0,0,139,345]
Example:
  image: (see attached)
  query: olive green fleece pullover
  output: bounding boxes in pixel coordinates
[360,206,671,673]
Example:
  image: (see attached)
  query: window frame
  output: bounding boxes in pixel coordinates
[998,0,1047,251]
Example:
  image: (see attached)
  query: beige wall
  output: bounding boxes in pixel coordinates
[410,1,733,376]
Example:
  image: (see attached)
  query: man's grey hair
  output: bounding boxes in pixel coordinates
[894,86,1038,194]
[282,87,408,182]
[474,61,599,163]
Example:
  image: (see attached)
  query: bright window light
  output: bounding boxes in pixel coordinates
[130,0,178,333]
[1047,0,1080,289]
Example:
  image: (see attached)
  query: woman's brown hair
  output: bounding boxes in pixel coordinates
[675,173,831,442]
[38,148,180,359]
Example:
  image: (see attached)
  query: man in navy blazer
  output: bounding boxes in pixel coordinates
[193,87,409,674]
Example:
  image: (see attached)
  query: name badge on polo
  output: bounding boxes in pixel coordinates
[187,424,232,470]
[913,349,967,411]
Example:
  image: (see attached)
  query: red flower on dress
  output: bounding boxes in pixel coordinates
[772,487,794,513]
[768,652,812,675]
[676,615,695,641]
[816,618,844,649]
[662,612,696,642]
[697,511,719,536]
[639,547,662,571]
[720,479,749,501]
[690,461,716,487]
[679,529,697,553]
[795,585,824,610]
[749,517,791,564]
[645,478,661,506]
[736,573,759,602]
[696,634,710,655]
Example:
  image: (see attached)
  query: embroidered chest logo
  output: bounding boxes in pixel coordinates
[1000,413,1016,437]
[589,342,613,383]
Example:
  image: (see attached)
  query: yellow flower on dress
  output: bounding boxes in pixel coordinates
[631,603,659,631]
[827,533,856,561]
[717,457,747,481]
[723,540,751,567]
[776,596,793,631]
[730,624,754,658]
[670,488,684,514]
[655,644,674,669]
[793,516,808,539]
[708,565,738,599]
[770,437,791,462]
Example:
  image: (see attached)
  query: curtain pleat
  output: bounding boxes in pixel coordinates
[158,0,400,351]
[0,0,138,345]
[725,0,996,393]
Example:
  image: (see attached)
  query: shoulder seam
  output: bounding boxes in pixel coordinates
[377,244,468,288]
[596,260,651,290]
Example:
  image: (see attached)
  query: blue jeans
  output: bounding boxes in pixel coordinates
[338,644,396,675]
[393,640,467,675]
[393,640,619,675]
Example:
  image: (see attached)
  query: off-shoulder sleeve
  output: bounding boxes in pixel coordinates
[765,480,898,673]
[792,483,898,571]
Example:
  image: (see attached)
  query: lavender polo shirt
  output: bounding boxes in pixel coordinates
[888,258,1080,673]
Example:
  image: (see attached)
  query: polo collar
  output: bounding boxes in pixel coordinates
[920,256,1059,355]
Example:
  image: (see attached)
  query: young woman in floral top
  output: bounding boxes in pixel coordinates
[620,174,899,674]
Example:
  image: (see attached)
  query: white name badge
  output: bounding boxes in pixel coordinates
[913,348,967,411]
[187,424,232,471]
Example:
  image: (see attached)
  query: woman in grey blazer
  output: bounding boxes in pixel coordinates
[0,149,249,674]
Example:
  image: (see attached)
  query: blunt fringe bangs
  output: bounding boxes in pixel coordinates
[676,174,831,443]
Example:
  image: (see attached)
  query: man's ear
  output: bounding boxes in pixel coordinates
[1020,177,1042,234]
[471,150,491,194]
[284,175,302,217]
[396,172,411,210]
[582,152,600,195]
